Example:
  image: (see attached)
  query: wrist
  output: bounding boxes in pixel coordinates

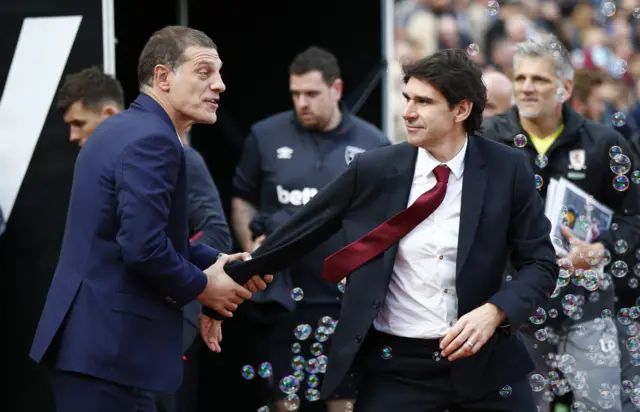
[488,302,507,324]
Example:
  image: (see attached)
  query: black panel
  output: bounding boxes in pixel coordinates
[0,1,104,411]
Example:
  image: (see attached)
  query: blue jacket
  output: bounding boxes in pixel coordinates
[29,94,220,392]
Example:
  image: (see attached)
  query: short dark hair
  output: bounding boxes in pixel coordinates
[56,66,124,113]
[289,46,341,85]
[569,68,605,104]
[137,25,217,88]
[402,49,486,134]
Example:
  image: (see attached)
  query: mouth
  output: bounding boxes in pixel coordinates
[205,97,219,108]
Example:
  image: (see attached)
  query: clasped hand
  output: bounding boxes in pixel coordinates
[197,252,273,352]
[197,252,273,317]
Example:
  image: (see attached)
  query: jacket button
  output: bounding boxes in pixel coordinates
[373,300,380,309]
[355,335,363,343]
[165,297,177,305]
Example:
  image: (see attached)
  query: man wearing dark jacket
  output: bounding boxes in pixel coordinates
[56,68,232,412]
[480,34,640,412]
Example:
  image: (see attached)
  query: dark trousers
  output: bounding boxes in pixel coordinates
[50,369,157,412]
[352,329,537,412]
[154,336,201,412]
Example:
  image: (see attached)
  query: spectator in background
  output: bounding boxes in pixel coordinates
[55,66,232,412]
[568,68,607,122]
[482,69,513,118]
[56,66,124,147]
[480,33,640,412]
[230,46,389,412]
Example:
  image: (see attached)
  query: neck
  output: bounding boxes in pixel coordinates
[142,88,194,136]
[520,106,563,138]
[422,131,467,163]
[322,104,343,132]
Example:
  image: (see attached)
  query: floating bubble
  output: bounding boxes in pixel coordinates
[613,174,630,191]
[613,59,628,75]
[279,375,300,394]
[514,134,527,148]
[631,170,640,184]
[610,153,631,174]
[499,384,512,397]
[283,393,301,410]
[258,361,273,378]
[241,364,255,380]
[613,112,627,127]
[609,145,622,158]
[305,388,321,402]
[535,174,543,190]
[535,154,548,168]
[294,324,312,340]
[529,374,546,392]
[290,287,304,301]
[530,307,547,325]
[467,43,480,56]
[601,2,616,17]
[486,0,500,16]
[549,42,562,56]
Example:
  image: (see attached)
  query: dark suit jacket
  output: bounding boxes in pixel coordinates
[29,94,220,393]
[212,136,559,398]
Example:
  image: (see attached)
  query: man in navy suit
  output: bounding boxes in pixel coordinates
[204,49,559,411]
[29,26,269,412]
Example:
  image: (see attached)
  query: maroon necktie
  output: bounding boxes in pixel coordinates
[321,165,451,283]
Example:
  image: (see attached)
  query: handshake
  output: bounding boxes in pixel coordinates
[196,252,273,352]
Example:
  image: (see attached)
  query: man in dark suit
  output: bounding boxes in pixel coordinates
[29,26,268,412]
[203,49,559,411]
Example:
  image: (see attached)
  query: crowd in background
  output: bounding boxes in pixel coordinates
[391,0,640,143]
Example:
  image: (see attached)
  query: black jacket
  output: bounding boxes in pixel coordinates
[481,105,640,311]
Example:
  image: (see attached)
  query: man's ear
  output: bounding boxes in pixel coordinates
[102,104,120,117]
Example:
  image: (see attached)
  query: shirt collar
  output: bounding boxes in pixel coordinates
[416,136,468,180]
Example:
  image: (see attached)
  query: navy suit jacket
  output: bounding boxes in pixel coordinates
[214,136,559,399]
[30,94,220,393]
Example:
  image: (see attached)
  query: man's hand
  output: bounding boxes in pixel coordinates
[197,253,253,318]
[199,313,222,352]
[440,303,506,361]
[560,225,605,270]
[233,252,274,293]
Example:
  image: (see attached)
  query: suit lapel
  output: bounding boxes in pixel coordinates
[381,143,418,278]
[456,136,487,277]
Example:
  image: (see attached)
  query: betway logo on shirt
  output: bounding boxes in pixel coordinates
[276,185,318,206]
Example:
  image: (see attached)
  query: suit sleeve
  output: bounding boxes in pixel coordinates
[202,155,360,318]
[184,147,233,252]
[488,152,559,331]
[115,135,208,306]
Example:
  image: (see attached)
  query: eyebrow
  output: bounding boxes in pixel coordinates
[402,92,433,102]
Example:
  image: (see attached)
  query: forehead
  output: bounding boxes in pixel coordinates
[289,71,327,90]
[63,101,95,121]
[514,56,557,78]
[182,46,222,68]
[403,77,445,99]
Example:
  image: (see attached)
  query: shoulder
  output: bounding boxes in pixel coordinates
[478,108,520,143]
[348,115,390,146]
[251,111,295,135]
[472,135,528,173]
[580,118,624,145]
[355,141,412,165]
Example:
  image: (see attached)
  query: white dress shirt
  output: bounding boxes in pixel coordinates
[373,138,467,339]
